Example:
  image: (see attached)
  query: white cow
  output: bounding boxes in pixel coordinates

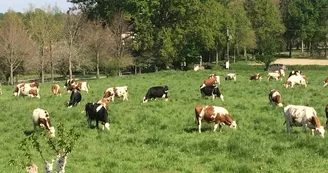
[283,75,307,88]
[283,105,325,137]
[103,86,128,102]
[267,69,284,81]
[225,73,237,81]
[32,108,55,137]
[195,105,237,133]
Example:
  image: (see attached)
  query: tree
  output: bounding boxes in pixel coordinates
[0,11,35,84]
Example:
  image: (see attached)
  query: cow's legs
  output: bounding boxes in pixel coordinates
[213,123,218,132]
[302,124,307,132]
[198,119,202,133]
[96,120,99,128]
[87,118,92,128]
[286,122,292,133]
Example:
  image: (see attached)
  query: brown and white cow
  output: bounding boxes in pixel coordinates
[51,84,62,96]
[267,69,285,81]
[103,86,128,102]
[14,82,40,98]
[249,73,262,81]
[323,77,328,87]
[195,105,237,133]
[269,89,283,107]
[32,108,55,137]
[64,79,89,93]
[283,105,325,137]
[200,74,220,89]
[283,75,307,88]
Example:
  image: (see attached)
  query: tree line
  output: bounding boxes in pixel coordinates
[0,0,327,84]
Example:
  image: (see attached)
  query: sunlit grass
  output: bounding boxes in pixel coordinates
[1,63,328,172]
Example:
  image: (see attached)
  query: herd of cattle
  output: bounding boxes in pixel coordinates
[3,68,328,138]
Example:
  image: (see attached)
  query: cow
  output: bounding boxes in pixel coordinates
[267,69,285,81]
[51,84,61,96]
[195,105,237,133]
[103,86,128,102]
[143,85,168,103]
[32,108,55,137]
[325,104,328,128]
[283,75,307,88]
[268,89,283,107]
[288,70,302,78]
[283,105,325,137]
[200,85,224,101]
[64,79,89,93]
[200,74,220,89]
[14,82,40,98]
[85,102,110,130]
[225,73,237,81]
[323,77,328,87]
[275,69,285,77]
[249,73,262,81]
[67,89,82,108]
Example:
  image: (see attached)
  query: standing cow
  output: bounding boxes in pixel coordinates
[195,105,237,133]
[64,79,89,93]
[85,102,110,130]
[32,108,55,137]
[14,82,40,98]
[67,89,82,108]
[200,85,224,101]
[143,85,168,103]
[283,105,325,137]
[51,84,62,96]
[103,86,128,102]
[249,73,262,81]
[283,75,307,88]
[268,89,283,107]
[200,74,220,89]
[225,73,237,81]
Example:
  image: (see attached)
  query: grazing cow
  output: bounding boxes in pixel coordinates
[143,85,168,103]
[200,74,220,89]
[32,108,55,137]
[225,73,237,81]
[249,73,262,81]
[195,105,237,133]
[14,82,40,98]
[283,105,325,137]
[64,79,89,93]
[103,86,128,102]
[288,70,302,78]
[268,89,283,107]
[323,77,328,87]
[200,85,224,101]
[67,89,82,108]
[51,84,62,96]
[283,75,307,88]
[325,104,328,128]
[85,102,110,130]
[267,69,285,81]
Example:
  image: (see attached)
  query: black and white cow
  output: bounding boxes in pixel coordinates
[288,70,302,78]
[67,89,82,108]
[200,85,224,101]
[85,102,110,130]
[143,85,168,103]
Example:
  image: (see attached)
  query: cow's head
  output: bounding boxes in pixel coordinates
[312,126,325,138]
[230,121,237,129]
[283,81,291,88]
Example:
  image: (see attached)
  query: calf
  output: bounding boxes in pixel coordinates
[143,85,168,103]
[283,75,307,88]
[51,84,61,96]
[200,85,224,101]
[67,89,82,108]
[85,102,110,130]
[249,73,262,81]
[225,73,237,81]
[268,89,283,107]
[103,86,128,102]
[195,105,237,133]
[283,105,325,137]
[32,108,55,137]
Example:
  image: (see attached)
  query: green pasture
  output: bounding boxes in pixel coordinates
[1,63,328,173]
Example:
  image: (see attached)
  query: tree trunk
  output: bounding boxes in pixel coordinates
[41,46,45,83]
[96,52,100,78]
[10,63,14,85]
[215,50,219,66]
[50,41,54,82]
[68,38,73,80]
[301,40,304,53]
[244,46,247,61]
[289,39,292,58]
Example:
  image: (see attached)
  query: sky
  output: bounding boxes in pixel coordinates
[0,0,73,13]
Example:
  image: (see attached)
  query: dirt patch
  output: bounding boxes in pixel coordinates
[272,58,328,65]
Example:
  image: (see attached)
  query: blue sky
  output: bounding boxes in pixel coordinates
[0,0,73,13]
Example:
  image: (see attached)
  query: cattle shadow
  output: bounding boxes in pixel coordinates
[184,126,213,133]
[24,130,34,136]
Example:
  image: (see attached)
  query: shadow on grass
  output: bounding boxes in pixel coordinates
[24,130,34,136]
[184,126,213,133]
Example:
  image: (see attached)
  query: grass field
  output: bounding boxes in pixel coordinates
[1,62,328,173]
